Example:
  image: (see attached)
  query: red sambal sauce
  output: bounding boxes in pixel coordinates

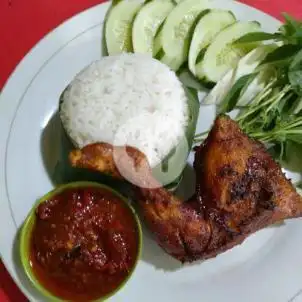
[30,186,139,301]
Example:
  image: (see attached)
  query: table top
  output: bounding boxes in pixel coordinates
[0,0,301,301]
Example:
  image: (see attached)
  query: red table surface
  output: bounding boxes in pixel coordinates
[0,0,301,301]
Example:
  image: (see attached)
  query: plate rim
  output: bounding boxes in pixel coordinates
[2,1,301,301]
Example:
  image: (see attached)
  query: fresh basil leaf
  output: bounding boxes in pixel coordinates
[112,0,123,5]
[233,32,281,45]
[287,134,302,144]
[178,68,208,92]
[268,141,287,162]
[290,48,302,70]
[219,74,256,113]
[263,109,279,131]
[280,94,299,115]
[279,13,302,45]
[283,13,302,34]
[267,144,280,160]
[290,97,302,114]
[259,44,300,66]
[184,86,200,107]
[155,48,165,60]
[289,49,302,96]
[153,86,199,187]
[293,31,302,42]
[289,70,302,96]
[165,173,183,192]
[281,140,302,172]
[183,86,200,159]
[195,48,206,64]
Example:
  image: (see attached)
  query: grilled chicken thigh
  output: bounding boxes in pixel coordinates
[69,115,302,262]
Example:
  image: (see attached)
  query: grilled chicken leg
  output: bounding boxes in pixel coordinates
[69,116,302,262]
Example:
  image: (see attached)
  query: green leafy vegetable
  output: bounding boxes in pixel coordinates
[233,13,302,46]
[153,85,200,187]
[233,32,281,44]
[219,73,256,113]
[178,67,209,91]
[259,44,300,67]
[112,0,123,5]
[195,48,206,65]
[289,49,302,96]
[289,70,302,96]
[281,13,302,45]
[155,48,165,60]
[280,140,302,173]
[195,13,302,163]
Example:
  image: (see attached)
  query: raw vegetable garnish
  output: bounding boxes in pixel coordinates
[194,14,302,164]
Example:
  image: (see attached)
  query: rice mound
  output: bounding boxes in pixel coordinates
[60,53,189,167]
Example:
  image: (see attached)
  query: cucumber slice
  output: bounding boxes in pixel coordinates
[189,10,236,77]
[203,44,275,105]
[132,0,175,54]
[158,0,212,71]
[105,1,143,55]
[197,21,261,83]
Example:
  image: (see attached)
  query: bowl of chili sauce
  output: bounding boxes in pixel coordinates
[19,181,142,301]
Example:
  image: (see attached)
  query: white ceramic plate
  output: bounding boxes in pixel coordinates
[1,1,302,301]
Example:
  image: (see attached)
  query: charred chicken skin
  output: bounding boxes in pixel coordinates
[69,116,302,262]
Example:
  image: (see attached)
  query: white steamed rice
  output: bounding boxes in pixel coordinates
[60,53,188,167]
